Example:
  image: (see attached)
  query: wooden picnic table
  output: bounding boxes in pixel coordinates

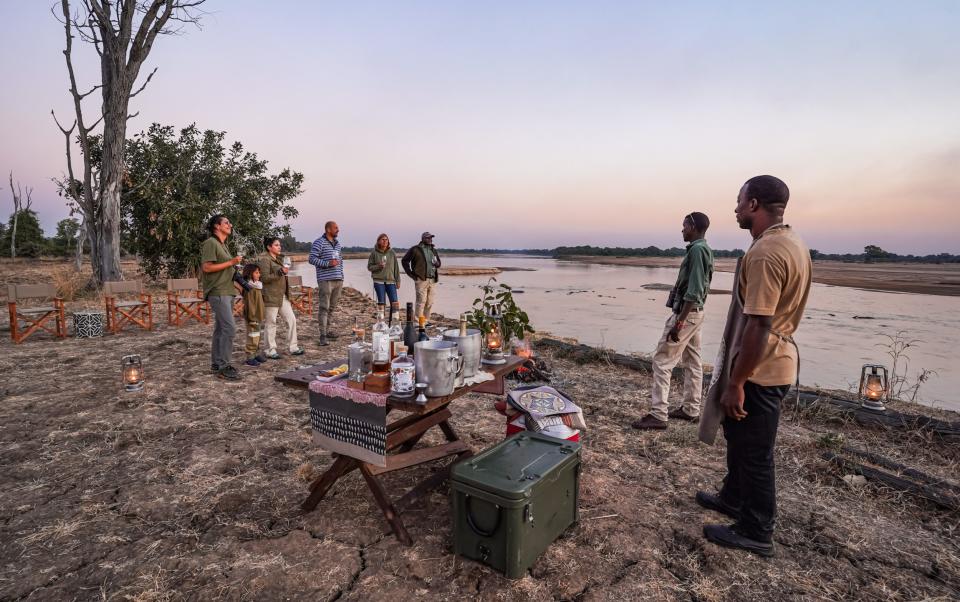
[276,354,525,545]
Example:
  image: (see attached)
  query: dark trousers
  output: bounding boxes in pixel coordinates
[719,381,790,543]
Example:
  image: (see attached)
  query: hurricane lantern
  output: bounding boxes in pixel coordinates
[482,304,507,365]
[858,364,888,412]
[122,354,145,392]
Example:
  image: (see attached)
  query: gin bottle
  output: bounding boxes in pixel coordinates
[371,309,390,373]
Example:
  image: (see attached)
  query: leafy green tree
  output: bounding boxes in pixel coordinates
[1,210,45,257]
[51,217,81,256]
[121,123,303,279]
[864,244,892,261]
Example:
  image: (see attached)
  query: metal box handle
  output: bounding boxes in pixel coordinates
[465,495,501,537]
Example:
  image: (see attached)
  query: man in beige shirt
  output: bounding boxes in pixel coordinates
[697,175,812,557]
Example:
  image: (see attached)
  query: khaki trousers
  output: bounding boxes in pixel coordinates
[649,311,704,421]
[317,279,343,336]
[245,319,261,358]
[414,279,436,319]
[264,298,299,354]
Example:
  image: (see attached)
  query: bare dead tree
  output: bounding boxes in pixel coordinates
[8,172,34,259]
[52,0,206,284]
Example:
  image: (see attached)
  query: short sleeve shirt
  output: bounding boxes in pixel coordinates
[200,237,236,298]
[738,225,812,386]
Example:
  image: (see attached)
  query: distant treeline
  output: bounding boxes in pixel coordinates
[278,237,960,264]
[553,245,746,258]
[555,244,960,263]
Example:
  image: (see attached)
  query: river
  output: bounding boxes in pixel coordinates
[294,255,960,411]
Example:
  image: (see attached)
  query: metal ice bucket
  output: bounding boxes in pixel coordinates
[442,329,482,379]
[414,340,464,397]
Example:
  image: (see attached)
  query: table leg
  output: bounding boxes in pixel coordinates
[360,463,413,546]
[440,419,467,443]
[301,455,359,512]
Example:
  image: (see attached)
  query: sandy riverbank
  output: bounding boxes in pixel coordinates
[1,259,958,600]
[560,256,960,296]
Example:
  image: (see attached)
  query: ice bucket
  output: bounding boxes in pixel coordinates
[442,329,482,378]
[414,340,464,397]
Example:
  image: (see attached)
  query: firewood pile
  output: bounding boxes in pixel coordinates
[507,356,552,383]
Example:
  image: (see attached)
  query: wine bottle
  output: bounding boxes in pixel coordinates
[417,315,429,343]
[403,302,417,354]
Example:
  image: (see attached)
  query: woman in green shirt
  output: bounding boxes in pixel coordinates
[367,233,401,323]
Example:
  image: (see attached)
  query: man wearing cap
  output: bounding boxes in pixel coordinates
[633,212,714,430]
[402,232,442,321]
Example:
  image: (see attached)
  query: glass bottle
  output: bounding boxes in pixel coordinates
[371,309,390,373]
[403,302,417,355]
[390,345,415,398]
[388,311,403,358]
[417,315,429,343]
[348,328,367,382]
[459,313,469,337]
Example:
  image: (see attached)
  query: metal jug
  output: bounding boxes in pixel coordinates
[414,340,464,397]
[442,328,482,379]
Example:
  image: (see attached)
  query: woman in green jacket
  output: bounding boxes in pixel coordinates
[258,236,305,359]
[367,233,401,323]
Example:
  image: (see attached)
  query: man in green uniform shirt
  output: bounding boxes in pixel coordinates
[634,212,714,430]
[201,214,244,380]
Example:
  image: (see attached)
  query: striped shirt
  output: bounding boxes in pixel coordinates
[309,235,344,282]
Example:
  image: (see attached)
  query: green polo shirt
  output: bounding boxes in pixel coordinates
[672,238,714,312]
[200,236,236,298]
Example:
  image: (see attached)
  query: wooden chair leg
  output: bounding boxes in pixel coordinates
[57,300,65,338]
[9,302,19,343]
[360,463,413,546]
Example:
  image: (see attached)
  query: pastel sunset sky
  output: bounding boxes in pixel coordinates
[1,1,958,253]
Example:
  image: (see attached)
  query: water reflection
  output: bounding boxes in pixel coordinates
[294,256,959,410]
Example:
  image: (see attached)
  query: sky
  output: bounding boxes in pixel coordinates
[1,1,959,254]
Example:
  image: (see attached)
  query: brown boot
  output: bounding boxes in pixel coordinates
[631,414,667,430]
[668,407,700,422]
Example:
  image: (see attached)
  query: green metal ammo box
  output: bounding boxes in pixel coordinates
[450,432,581,578]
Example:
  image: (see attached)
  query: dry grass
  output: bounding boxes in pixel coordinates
[49,264,90,301]
[1,259,959,601]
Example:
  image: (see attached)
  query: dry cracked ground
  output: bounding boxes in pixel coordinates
[1,275,959,601]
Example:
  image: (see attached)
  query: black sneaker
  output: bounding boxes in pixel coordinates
[668,407,700,422]
[255,354,268,363]
[631,414,667,430]
[703,524,774,557]
[218,365,241,380]
[326,332,339,340]
[244,358,259,367]
[211,364,219,372]
[695,491,740,520]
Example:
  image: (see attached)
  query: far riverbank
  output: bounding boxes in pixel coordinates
[559,256,960,297]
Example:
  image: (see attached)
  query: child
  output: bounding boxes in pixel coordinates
[241,263,267,367]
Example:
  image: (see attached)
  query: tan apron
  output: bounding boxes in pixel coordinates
[698,257,745,444]
[698,255,801,444]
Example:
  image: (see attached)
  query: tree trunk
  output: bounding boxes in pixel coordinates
[9,211,16,259]
[96,58,130,283]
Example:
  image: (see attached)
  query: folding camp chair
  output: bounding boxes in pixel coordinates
[103,280,153,334]
[288,275,314,316]
[166,278,208,326]
[7,283,66,343]
[233,296,244,317]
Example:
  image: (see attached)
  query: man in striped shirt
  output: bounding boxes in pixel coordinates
[309,221,344,346]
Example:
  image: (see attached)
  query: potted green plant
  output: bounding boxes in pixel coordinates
[467,278,534,350]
